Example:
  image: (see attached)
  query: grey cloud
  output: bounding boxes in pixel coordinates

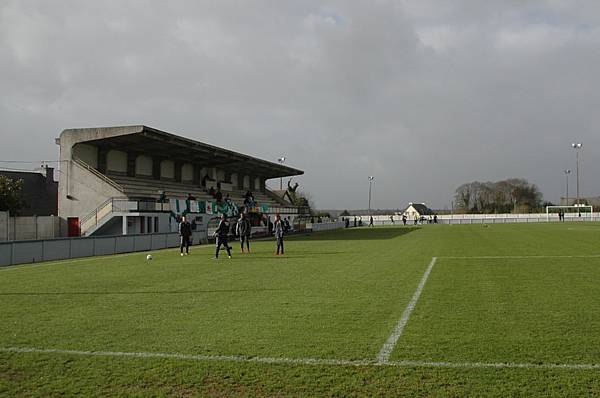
[2,1,600,210]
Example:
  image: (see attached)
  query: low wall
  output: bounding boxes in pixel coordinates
[341,213,600,225]
[0,230,205,267]
[307,221,345,232]
[437,213,600,224]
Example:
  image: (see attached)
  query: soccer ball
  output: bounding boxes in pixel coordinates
[146,254,153,261]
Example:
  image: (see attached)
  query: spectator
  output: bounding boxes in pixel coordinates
[244,191,255,208]
[434,214,438,224]
[369,216,374,227]
[284,217,291,232]
[215,189,223,203]
[402,214,407,225]
[187,193,196,201]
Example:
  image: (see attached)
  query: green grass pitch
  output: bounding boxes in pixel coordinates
[1,223,600,396]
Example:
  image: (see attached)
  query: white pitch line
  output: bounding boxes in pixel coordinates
[376,257,437,363]
[2,347,599,371]
[387,359,600,370]
[0,346,370,367]
[441,254,600,259]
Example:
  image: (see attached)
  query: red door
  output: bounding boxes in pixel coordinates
[68,217,80,237]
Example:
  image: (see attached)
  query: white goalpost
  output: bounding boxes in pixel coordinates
[546,205,593,221]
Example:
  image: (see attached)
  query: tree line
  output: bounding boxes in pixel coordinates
[454,178,544,214]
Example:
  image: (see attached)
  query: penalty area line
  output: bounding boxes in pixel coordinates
[2,347,599,371]
[376,256,437,363]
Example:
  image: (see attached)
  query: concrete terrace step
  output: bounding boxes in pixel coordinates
[106,175,280,207]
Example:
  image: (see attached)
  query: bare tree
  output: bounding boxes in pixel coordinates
[454,178,543,213]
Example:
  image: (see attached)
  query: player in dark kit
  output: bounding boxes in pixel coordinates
[274,214,285,255]
[236,212,252,253]
[179,215,192,256]
[214,214,232,259]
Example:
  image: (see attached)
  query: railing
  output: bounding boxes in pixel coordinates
[80,198,116,235]
[79,197,309,236]
[438,213,600,224]
[348,213,600,226]
[267,206,310,215]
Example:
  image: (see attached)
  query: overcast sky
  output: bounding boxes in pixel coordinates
[2,1,600,210]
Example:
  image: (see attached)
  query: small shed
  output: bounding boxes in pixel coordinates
[403,203,433,219]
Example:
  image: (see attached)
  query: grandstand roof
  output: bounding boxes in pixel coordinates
[59,125,303,179]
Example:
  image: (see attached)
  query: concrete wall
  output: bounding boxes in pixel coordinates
[135,155,153,176]
[58,126,143,221]
[161,160,175,179]
[72,144,98,168]
[107,150,127,173]
[0,230,208,267]
[0,212,61,241]
[181,163,194,182]
[0,212,8,241]
[58,159,123,221]
[95,213,177,237]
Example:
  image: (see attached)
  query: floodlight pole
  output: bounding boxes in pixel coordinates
[563,169,571,205]
[368,176,375,216]
[571,143,582,208]
[277,157,286,190]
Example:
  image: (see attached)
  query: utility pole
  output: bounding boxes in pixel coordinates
[571,143,582,208]
[563,169,571,205]
[277,157,286,190]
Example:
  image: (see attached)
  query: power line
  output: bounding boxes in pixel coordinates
[0,167,46,173]
[0,160,62,164]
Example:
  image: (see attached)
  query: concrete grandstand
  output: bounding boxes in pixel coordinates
[57,125,305,237]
